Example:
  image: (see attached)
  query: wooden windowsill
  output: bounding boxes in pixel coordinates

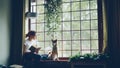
[40,57,69,62]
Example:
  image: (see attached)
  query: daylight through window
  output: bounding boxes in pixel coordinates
[25,0,103,57]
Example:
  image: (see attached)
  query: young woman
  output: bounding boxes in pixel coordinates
[23,31,41,54]
[23,31,41,67]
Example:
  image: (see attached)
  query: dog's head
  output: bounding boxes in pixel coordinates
[52,39,57,46]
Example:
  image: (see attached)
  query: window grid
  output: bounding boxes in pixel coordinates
[80,0,82,54]
[61,6,64,57]
[89,0,92,54]
[43,0,45,54]
[28,0,101,57]
[70,0,73,56]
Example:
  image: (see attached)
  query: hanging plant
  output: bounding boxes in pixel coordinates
[44,0,62,38]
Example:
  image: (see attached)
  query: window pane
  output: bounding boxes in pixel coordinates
[55,32,62,40]
[45,23,49,31]
[63,0,70,2]
[45,33,51,41]
[31,1,36,5]
[81,11,90,20]
[58,42,63,57]
[82,51,90,55]
[91,30,98,39]
[72,21,80,30]
[45,41,51,47]
[81,1,89,10]
[63,41,71,50]
[37,14,44,22]
[90,10,98,19]
[72,51,80,56]
[25,19,29,34]
[63,22,70,30]
[44,24,62,32]
[37,24,44,32]
[72,12,80,20]
[62,3,70,12]
[63,51,71,57]
[37,42,44,51]
[45,41,52,54]
[81,21,90,30]
[31,6,36,12]
[31,19,36,23]
[58,51,62,57]
[91,50,98,53]
[72,31,80,40]
[90,0,97,9]
[72,2,80,11]
[37,0,44,5]
[72,41,80,50]
[38,51,44,55]
[37,6,44,14]
[81,0,90,1]
[91,20,98,29]
[57,41,63,50]
[72,0,80,1]
[37,33,44,41]
[81,31,90,39]
[56,23,62,31]
[63,32,71,40]
[91,40,98,49]
[63,12,71,21]
[31,24,36,31]
[81,41,90,49]
[37,42,44,48]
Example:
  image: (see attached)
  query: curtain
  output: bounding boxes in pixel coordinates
[103,0,120,67]
[102,0,108,53]
[9,0,25,65]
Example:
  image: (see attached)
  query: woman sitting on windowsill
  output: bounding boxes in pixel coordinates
[23,31,41,62]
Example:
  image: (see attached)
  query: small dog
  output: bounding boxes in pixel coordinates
[48,39,59,61]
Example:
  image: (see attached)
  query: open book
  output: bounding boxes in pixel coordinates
[29,46,41,53]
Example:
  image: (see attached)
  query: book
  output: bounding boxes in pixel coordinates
[29,46,41,53]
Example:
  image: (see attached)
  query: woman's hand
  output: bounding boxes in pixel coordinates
[35,47,41,54]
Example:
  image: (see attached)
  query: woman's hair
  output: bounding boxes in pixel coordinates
[26,31,36,37]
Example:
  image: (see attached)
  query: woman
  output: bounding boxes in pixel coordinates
[23,31,41,66]
[23,31,41,54]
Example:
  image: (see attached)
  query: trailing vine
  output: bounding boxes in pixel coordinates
[44,0,62,38]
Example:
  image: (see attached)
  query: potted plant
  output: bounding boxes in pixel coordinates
[69,53,110,62]
[69,53,109,68]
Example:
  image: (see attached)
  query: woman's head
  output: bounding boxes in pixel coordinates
[26,31,36,40]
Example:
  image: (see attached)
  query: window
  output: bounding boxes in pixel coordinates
[25,0,103,57]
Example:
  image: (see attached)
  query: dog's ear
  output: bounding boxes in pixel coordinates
[55,39,57,42]
[52,39,57,42]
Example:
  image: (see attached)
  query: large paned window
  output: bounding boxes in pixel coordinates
[25,0,103,57]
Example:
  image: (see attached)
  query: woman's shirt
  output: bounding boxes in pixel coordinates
[24,39,37,52]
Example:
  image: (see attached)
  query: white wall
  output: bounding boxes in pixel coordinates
[0,0,10,65]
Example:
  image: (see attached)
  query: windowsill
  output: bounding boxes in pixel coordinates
[59,57,69,61]
[40,58,107,64]
[40,57,69,62]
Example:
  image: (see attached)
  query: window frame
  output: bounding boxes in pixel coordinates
[26,0,103,58]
